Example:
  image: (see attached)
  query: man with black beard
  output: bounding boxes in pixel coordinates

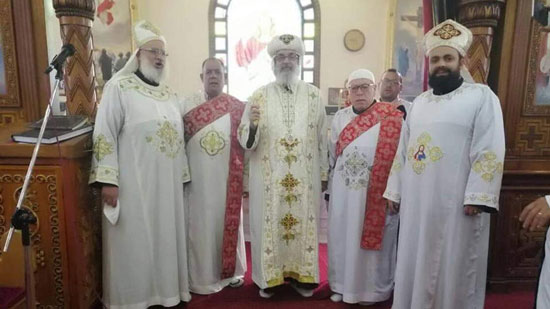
[383,19,505,309]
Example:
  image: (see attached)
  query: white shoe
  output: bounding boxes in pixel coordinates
[330,293,343,302]
[229,278,244,288]
[259,289,274,298]
[290,282,314,297]
[359,301,376,306]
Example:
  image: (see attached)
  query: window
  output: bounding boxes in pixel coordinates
[209,0,320,100]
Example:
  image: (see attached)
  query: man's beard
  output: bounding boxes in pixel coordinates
[274,65,299,87]
[428,67,462,94]
[139,57,167,84]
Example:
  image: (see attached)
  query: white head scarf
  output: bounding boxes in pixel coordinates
[267,34,305,58]
[109,20,167,81]
[347,69,375,88]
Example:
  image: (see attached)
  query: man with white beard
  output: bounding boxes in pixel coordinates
[90,20,192,308]
[328,69,403,306]
[238,34,329,298]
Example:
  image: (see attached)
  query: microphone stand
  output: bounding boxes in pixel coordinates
[1,50,68,309]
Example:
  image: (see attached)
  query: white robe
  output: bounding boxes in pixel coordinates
[384,82,505,309]
[182,92,247,294]
[328,106,398,304]
[238,81,329,288]
[90,73,191,309]
[536,195,550,309]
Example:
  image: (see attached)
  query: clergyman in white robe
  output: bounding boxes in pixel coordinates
[182,90,247,294]
[384,19,506,309]
[383,81,505,308]
[328,106,400,304]
[237,34,329,297]
[89,21,191,309]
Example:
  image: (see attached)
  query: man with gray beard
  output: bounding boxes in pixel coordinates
[90,20,191,308]
[238,34,329,298]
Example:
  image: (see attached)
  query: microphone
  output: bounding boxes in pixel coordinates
[45,44,76,74]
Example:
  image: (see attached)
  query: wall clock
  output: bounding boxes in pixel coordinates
[344,29,365,52]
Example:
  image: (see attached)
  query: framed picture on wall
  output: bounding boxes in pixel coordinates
[387,0,425,102]
[525,19,550,115]
[0,0,20,108]
[327,87,346,106]
[325,105,338,116]
[92,0,138,100]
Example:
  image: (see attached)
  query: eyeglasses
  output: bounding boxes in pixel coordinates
[140,48,169,57]
[381,79,401,86]
[349,84,375,93]
[274,53,299,62]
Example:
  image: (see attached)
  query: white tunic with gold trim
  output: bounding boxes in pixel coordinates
[238,81,329,288]
[383,82,505,309]
[90,73,191,309]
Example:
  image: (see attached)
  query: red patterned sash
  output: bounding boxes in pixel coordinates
[335,103,403,250]
[183,94,245,278]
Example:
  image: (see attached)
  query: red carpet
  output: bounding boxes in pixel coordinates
[180,242,534,309]
[0,287,25,309]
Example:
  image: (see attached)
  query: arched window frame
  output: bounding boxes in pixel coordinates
[208,0,321,91]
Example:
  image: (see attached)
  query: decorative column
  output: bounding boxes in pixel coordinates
[53,0,97,119]
[457,0,506,84]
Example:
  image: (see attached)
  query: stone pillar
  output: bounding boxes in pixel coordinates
[53,0,97,119]
[457,0,506,84]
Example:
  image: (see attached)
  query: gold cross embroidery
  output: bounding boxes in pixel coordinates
[433,23,461,40]
[280,34,295,44]
[280,212,299,244]
[280,173,300,192]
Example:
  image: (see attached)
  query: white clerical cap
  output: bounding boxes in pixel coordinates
[110,20,166,81]
[267,34,305,58]
[134,20,166,47]
[347,69,376,87]
[423,19,472,57]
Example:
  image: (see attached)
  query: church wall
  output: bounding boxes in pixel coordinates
[318,0,391,99]
[135,0,209,98]
[134,0,392,102]
[42,0,392,102]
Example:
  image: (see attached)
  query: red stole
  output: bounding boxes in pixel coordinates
[335,102,403,250]
[183,94,245,279]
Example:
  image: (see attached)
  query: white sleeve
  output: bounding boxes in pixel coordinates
[317,92,329,182]
[238,89,263,150]
[383,116,410,203]
[89,82,124,186]
[463,88,505,211]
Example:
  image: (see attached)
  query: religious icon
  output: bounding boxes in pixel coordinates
[92,0,136,100]
[414,145,426,161]
[535,28,550,105]
[390,1,425,102]
[327,87,346,106]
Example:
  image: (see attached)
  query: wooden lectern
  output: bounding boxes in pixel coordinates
[0,124,101,308]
